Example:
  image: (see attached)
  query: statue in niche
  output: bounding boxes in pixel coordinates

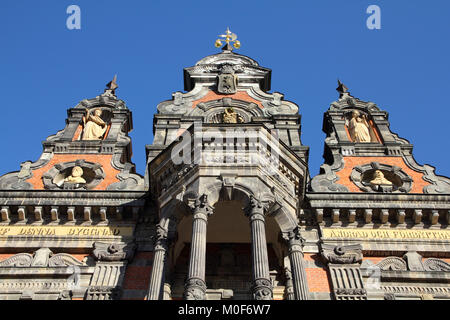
[223,107,243,124]
[370,170,392,185]
[348,110,372,143]
[82,108,107,141]
[64,166,86,184]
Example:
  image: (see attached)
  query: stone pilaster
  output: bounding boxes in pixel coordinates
[246,196,273,300]
[184,194,213,300]
[283,227,309,300]
[148,225,170,300]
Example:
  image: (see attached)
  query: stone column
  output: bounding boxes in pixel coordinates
[184,194,213,300]
[148,225,170,300]
[283,227,309,300]
[246,196,273,300]
[283,265,295,300]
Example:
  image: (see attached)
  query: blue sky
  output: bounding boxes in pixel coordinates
[0,0,449,179]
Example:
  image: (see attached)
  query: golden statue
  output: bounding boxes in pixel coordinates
[223,107,243,124]
[64,166,86,184]
[82,108,107,140]
[348,110,371,143]
[370,170,392,185]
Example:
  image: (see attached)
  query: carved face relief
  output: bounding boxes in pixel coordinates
[218,73,237,94]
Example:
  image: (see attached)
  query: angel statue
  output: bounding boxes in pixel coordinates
[82,108,107,141]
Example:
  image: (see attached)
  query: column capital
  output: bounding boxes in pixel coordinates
[192,194,213,220]
[245,195,266,220]
[282,227,305,253]
[153,225,172,252]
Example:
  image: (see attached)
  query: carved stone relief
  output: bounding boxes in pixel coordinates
[321,244,363,264]
[107,162,145,191]
[375,257,407,271]
[371,252,450,272]
[0,248,85,267]
[0,161,34,190]
[217,66,238,94]
[350,162,413,193]
[423,258,450,272]
[92,242,136,262]
[42,160,105,190]
[222,107,244,123]
[310,153,349,193]
[320,244,366,300]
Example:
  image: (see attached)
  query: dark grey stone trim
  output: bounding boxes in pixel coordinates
[0,190,147,207]
[307,192,450,209]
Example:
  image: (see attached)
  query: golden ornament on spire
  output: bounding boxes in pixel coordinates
[215,27,241,50]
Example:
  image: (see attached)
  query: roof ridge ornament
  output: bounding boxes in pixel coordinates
[215,27,241,52]
[336,79,352,100]
[102,74,118,98]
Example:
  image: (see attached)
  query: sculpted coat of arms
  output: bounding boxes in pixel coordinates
[217,67,238,94]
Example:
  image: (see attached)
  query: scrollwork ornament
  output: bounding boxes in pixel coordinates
[321,244,363,264]
[384,293,396,300]
[92,242,136,262]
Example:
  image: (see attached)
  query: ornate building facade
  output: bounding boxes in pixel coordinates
[0,34,449,300]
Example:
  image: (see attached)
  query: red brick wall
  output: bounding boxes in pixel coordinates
[335,156,430,193]
[192,90,264,109]
[304,254,332,293]
[121,252,154,300]
[26,154,120,190]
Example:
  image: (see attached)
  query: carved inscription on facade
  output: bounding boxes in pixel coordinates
[322,228,450,240]
[0,226,133,237]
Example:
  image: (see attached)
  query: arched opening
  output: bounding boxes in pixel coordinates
[169,196,286,300]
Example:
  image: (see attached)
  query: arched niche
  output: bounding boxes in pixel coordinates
[42,160,105,190]
[350,162,413,193]
[77,107,114,141]
[343,109,380,143]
